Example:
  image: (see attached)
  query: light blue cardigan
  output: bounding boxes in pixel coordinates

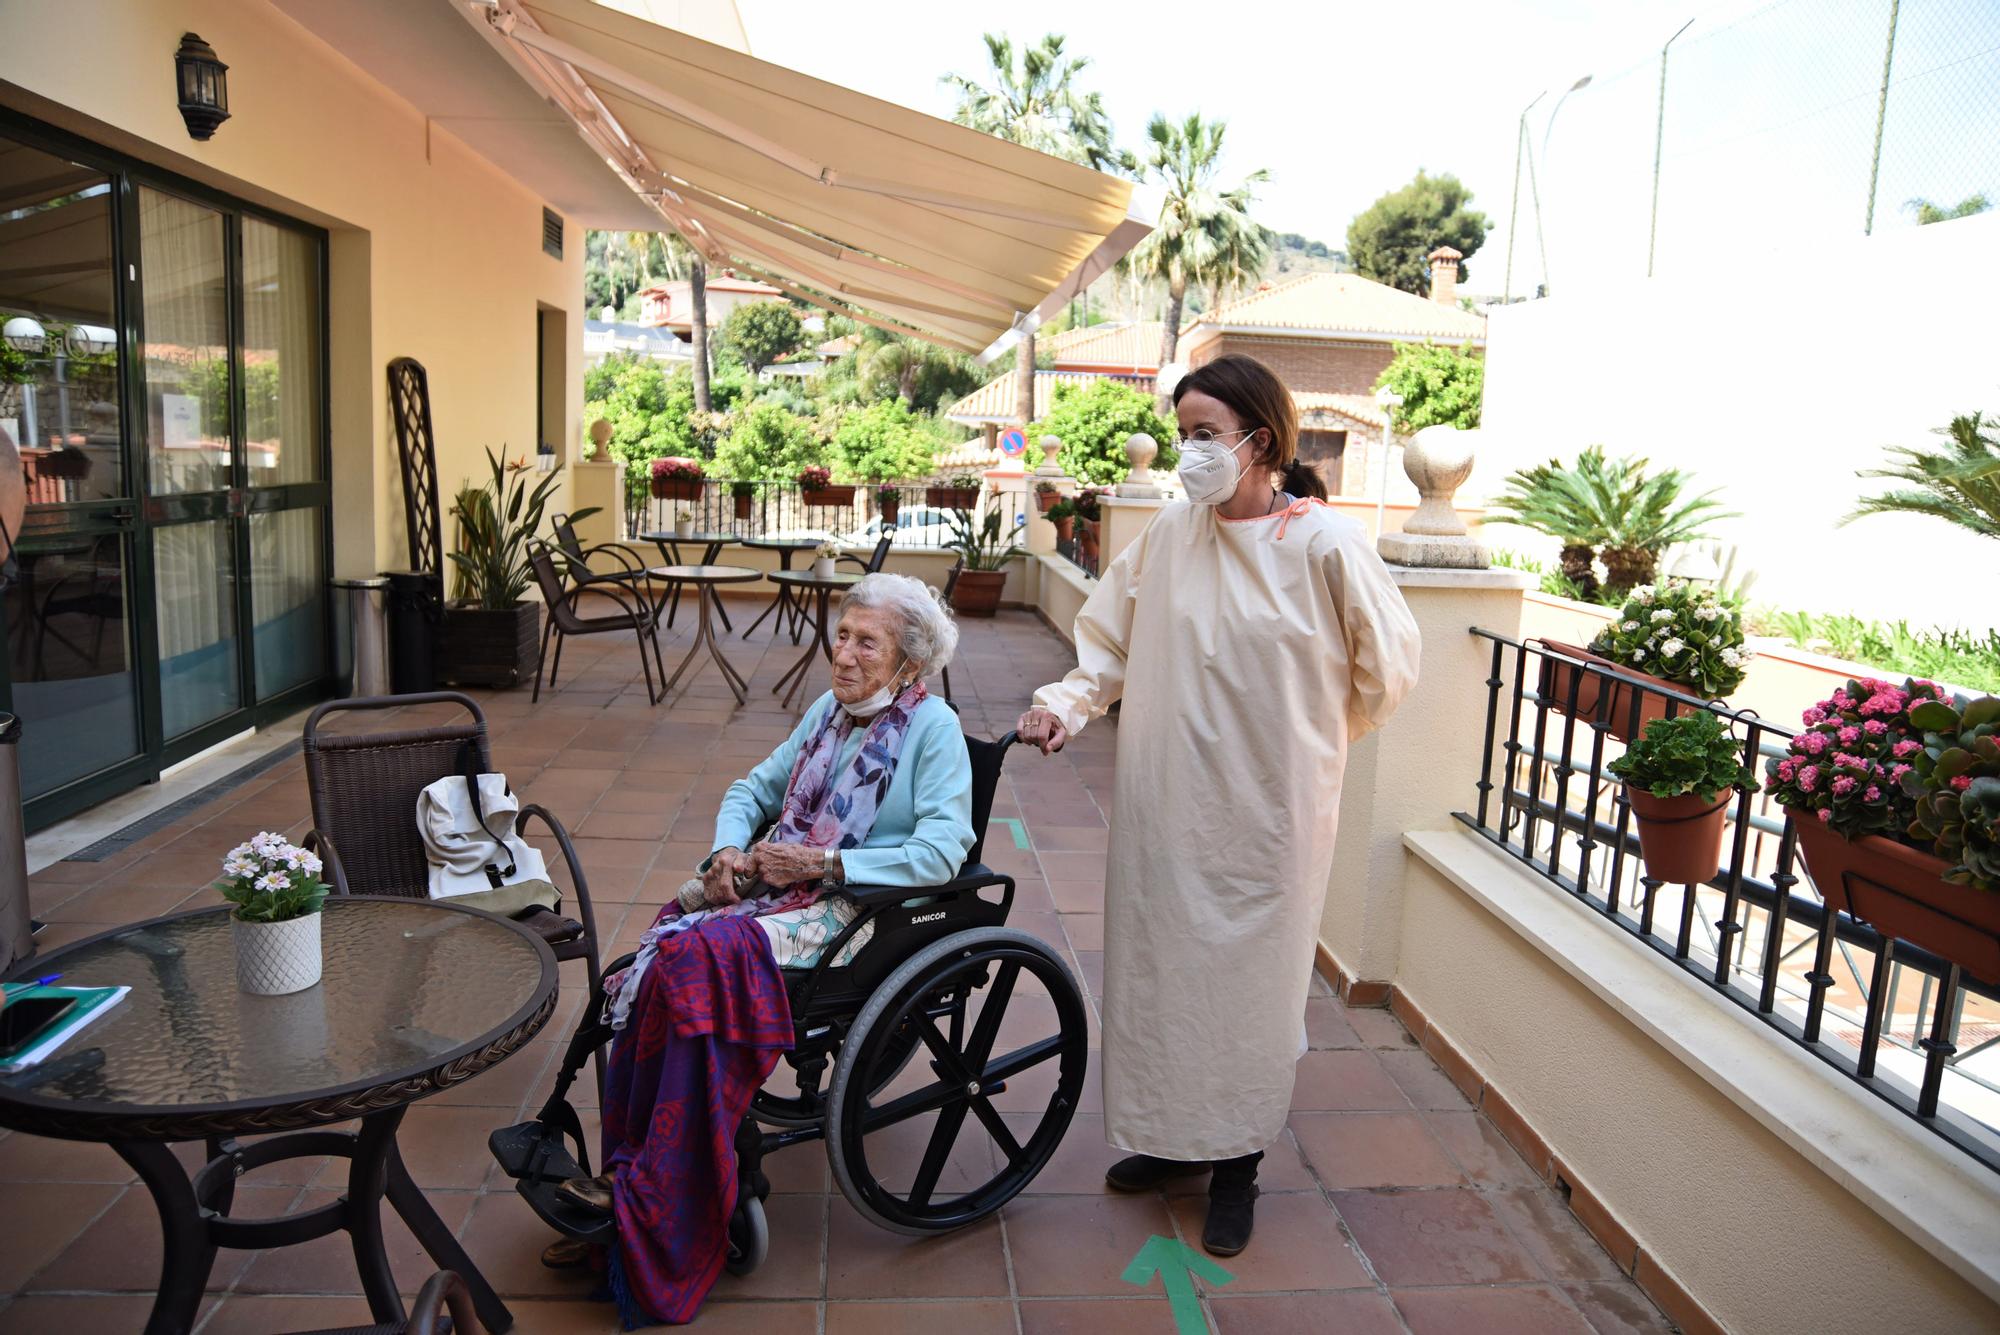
[709,691,974,887]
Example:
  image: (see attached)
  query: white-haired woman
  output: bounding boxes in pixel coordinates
[548,574,972,1321]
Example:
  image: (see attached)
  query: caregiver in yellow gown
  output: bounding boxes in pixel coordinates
[1018,354,1421,1257]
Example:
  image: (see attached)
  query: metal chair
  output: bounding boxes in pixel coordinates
[527,540,667,705]
[550,511,649,592]
[935,559,963,702]
[837,532,894,577]
[301,691,606,1085]
[289,1269,482,1334]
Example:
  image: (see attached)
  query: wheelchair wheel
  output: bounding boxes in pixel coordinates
[825,927,1087,1236]
[723,1195,768,1276]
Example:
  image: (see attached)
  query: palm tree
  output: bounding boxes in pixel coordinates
[1845,412,2000,541]
[1906,193,1992,226]
[944,33,1127,426]
[1488,448,1735,595]
[1124,112,1270,407]
[655,231,712,412]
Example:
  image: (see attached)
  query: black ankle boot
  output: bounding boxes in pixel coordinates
[1105,1153,1211,1192]
[1202,1151,1261,1256]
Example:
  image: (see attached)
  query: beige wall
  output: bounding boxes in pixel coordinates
[1397,851,2000,1334]
[1,0,586,576]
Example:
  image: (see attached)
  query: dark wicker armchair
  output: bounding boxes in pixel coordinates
[528,539,666,706]
[837,532,894,577]
[289,1269,482,1334]
[301,692,605,1083]
[550,511,648,591]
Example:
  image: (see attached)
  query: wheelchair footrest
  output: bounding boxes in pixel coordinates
[489,1119,582,1184]
[516,1172,619,1243]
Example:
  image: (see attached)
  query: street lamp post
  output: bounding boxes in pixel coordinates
[1503,92,1545,304]
[1535,74,1593,297]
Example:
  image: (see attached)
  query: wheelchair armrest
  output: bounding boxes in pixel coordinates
[301,829,351,896]
[841,866,1011,907]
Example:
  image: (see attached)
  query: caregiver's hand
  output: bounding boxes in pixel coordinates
[1017,707,1069,755]
[705,847,749,905]
[749,841,826,888]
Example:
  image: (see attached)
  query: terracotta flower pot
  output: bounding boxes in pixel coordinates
[1077,522,1099,563]
[950,568,1006,617]
[1626,788,1734,885]
[734,494,754,521]
[650,476,703,500]
[927,486,979,509]
[1036,489,1060,512]
[879,497,899,525]
[802,485,855,507]
[1536,639,1683,742]
[1053,516,1074,543]
[1791,814,2000,983]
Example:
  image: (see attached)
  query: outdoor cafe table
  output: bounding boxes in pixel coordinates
[0,896,557,1335]
[737,536,820,644]
[636,529,739,630]
[768,569,860,708]
[650,564,764,705]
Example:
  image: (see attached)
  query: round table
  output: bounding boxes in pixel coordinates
[768,569,861,708]
[737,537,822,644]
[0,897,556,1335]
[650,564,766,705]
[637,531,739,630]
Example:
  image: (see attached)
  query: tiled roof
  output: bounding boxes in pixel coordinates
[1293,391,1388,430]
[1044,321,1164,371]
[943,369,1156,426]
[1183,272,1485,344]
[817,333,862,358]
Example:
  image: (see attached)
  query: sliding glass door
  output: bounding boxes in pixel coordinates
[0,114,332,828]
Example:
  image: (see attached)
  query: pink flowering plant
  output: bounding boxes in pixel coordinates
[649,457,705,481]
[1763,678,1950,841]
[214,832,329,923]
[1588,577,1751,699]
[1904,693,2000,889]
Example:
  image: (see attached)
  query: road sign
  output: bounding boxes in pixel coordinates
[1000,428,1027,456]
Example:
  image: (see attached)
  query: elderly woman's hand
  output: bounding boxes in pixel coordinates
[749,841,830,888]
[704,847,750,905]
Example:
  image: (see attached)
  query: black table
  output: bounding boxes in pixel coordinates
[768,569,861,708]
[0,897,557,1335]
[637,530,739,630]
[651,564,766,705]
[737,537,821,644]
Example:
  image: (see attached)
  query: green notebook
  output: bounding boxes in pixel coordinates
[0,984,130,1073]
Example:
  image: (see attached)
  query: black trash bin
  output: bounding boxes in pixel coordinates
[384,570,442,695]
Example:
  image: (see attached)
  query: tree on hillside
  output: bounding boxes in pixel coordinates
[944,32,1129,427]
[1034,378,1178,486]
[1122,112,1270,407]
[1907,193,1992,225]
[719,300,803,375]
[1346,170,1490,296]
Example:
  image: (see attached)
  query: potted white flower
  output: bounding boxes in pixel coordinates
[213,833,331,995]
[674,504,696,539]
[811,539,839,579]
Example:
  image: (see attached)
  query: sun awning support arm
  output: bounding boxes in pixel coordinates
[481,2,1090,232]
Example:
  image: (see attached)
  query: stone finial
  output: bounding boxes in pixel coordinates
[1035,433,1068,477]
[587,417,612,460]
[1117,432,1163,498]
[1376,424,1489,569]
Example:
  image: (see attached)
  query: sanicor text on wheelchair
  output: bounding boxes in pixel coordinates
[488,727,1092,1272]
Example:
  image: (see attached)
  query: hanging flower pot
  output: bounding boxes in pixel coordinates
[1053,515,1075,543]
[1076,520,1099,564]
[1607,712,1753,887]
[1536,639,1678,742]
[650,458,705,500]
[1626,789,1734,884]
[1792,810,2000,983]
[734,493,754,521]
[927,484,980,509]
[877,488,900,525]
[1035,486,1061,512]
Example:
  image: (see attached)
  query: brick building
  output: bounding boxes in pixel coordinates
[1176,249,1483,496]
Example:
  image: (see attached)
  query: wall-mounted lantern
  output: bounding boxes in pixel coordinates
[175,33,230,141]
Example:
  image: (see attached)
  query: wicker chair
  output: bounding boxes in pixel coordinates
[289,1269,481,1334]
[550,511,648,592]
[528,539,666,706]
[301,691,605,1084]
[837,532,894,577]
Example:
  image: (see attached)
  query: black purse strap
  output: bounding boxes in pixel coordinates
[457,739,518,882]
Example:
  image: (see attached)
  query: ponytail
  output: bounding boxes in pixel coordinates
[1281,458,1327,501]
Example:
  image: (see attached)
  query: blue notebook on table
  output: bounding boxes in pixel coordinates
[0,984,130,1073]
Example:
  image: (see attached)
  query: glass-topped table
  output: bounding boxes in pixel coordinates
[768,569,861,708]
[637,530,739,631]
[0,897,558,1334]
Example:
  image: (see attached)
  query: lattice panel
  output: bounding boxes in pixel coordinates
[387,358,443,580]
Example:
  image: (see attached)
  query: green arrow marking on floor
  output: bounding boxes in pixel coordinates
[993,817,1029,849]
[1121,1234,1232,1334]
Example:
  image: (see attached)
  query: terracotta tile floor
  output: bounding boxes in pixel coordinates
[3,607,1674,1333]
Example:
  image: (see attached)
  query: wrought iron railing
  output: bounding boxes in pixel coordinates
[1053,529,1099,580]
[626,480,999,550]
[1462,629,2000,1171]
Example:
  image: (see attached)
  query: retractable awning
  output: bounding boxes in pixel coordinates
[459,0,1150,360]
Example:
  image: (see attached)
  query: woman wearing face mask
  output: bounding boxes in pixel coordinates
[544,573,973,1317]
[1017,353,1421,1256]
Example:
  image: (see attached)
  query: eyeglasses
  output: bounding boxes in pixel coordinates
[1180,427,1259,445]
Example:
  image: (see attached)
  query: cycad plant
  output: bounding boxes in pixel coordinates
[1844,412,2000,542]
[1485,449,1610,597]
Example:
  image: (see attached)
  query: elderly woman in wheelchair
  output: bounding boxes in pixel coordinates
[506,573,1086,1326]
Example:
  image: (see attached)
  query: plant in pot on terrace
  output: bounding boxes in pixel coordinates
[875,482,901,526]
[442,448,596,688]
[1035,479,1060,512]
[1044,497,1078,544]
[799,463,853,506]
[731,478,757,522]
[1607,712,1753,885]
[945,507,1026,618]
[1764,677,2000,980]
[215,833,331,995]
[1546,578,1752,741]
[811,538,840,579]
[928,474,982,509]
[650,455,705,501]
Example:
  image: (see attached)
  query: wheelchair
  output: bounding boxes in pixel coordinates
[488,729,1091,1272]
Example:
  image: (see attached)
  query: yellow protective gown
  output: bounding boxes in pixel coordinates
[1033,498,1421,1160]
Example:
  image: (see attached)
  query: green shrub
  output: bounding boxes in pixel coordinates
[1373,341,1484,432]
[831,399,940,482]
[1033,379,1178,486]
[1608,712,1753,802]
[713,402,824,481]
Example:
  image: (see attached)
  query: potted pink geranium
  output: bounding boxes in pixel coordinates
[649,457,705,500]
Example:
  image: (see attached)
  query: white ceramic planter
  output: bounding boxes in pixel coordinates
[811,558,836,578]
[233,912,323,995]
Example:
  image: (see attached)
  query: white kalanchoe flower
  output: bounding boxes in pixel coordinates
[1661,636,1686,656]
[1633,587,1655,605]
[1651,609,1673,624]
[1694,604,1721,621]
[1632,648,1647,661]
[1720,647,1743,667]
[228,842,254,861]
[298,851,323,876]
[1621,620,1639,632]
[254,871,292,893]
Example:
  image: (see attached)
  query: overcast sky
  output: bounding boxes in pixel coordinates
[734,0,2000,295]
